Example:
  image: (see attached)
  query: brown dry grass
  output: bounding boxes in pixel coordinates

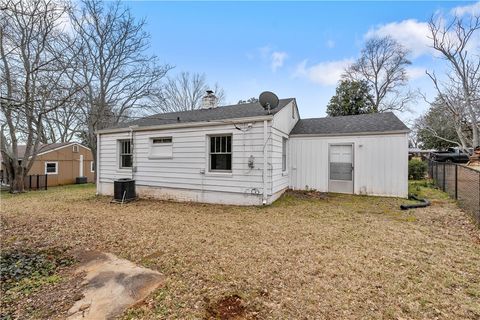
[1,184,479,319]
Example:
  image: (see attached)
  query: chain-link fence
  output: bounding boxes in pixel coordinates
[428,160,480,226]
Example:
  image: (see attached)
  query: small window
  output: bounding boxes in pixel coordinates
[209,135,232,172]
[282,137,287,172]
[149,137,173,159]
[45,162,58,175]
[72,145,79,153]
[292,104,295,119]
[119,139,132,168]
[90,161,95,173]
[152,137,172,144]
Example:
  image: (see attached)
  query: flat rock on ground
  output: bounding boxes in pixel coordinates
[67,250,163,320]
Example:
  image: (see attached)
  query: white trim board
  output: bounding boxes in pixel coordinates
[44,161,58,175]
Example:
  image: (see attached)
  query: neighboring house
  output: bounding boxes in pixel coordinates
[0,142,95,187]
[96,93,409,205]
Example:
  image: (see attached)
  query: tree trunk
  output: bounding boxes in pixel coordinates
[10,166,25,193]
[472,125,479,149]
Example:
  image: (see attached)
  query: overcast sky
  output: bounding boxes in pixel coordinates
[127,1,480,126]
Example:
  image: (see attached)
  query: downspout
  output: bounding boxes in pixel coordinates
[262,120,268,205]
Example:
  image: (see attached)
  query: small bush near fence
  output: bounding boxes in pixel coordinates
[409,159,427,180]
[428,160,480,226]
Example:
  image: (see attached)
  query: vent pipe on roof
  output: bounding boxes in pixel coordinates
[201,90,218,109]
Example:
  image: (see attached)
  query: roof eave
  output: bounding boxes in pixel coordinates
[289,129,410,138]
[28,142,91,159]
[97,115,275,134]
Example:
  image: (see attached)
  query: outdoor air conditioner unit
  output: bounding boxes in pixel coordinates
[113,178,136,203]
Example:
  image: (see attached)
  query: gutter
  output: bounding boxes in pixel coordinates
[289,130,410,138]
[96,115,274,135]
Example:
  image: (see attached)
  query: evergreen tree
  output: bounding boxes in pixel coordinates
[326,80,374,117]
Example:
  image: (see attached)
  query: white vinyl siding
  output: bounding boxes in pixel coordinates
[98,122,271,203]
[149,137,173,159]
[270,128,289,194]
[271,100,298,135]
[282,137,287,172]
[289,133,408,197]
[270,100,299,195]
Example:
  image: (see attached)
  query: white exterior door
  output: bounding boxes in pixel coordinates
[329,144,354,194]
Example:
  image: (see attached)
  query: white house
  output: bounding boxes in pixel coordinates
[96,93,409,205]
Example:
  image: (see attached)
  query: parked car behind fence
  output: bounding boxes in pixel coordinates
[430,147,471,163]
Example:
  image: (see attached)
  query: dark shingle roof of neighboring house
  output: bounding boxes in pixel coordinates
[113,98,295,129]
[290,112,409,136]
[0,142,85,161]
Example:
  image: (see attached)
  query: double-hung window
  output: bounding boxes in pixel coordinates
[282,137,287,172]
[119,139,132,168]
[45,162,58,175]
[209,135,232,172]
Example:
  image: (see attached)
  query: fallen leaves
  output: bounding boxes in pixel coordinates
[0,184,479,319]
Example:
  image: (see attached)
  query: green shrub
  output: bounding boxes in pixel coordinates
[409,159,427,180]
[0,248,74,291]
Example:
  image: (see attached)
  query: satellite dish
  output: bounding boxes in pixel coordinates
[259,91,279,111]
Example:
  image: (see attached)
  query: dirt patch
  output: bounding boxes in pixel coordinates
[284,188,328,200]
[205,295,249,320]
[12,270,85,319]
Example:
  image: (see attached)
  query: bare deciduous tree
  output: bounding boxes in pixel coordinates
[148,72,225,113]
[426,13,480,151]
[414,96,470,150]
[40,102,84,143]
[69,0,172,169]
[238,97,258,104]
[344,36,415,112]
[0,0,80,192]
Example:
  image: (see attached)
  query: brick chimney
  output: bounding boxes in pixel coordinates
[201,90,218,109]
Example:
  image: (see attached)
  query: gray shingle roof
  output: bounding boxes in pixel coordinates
[114,98,294,129]
[290,112,409,135]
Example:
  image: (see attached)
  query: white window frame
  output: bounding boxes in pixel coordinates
[148,136,173,159]
[72,145,79,153]
[118,139,133,169]
[90,161,95,173]
[282,137,287,172]
[208,134,232,173]
[45,161,58,175]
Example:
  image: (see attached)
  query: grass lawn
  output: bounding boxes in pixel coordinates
[1,183,479,319]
